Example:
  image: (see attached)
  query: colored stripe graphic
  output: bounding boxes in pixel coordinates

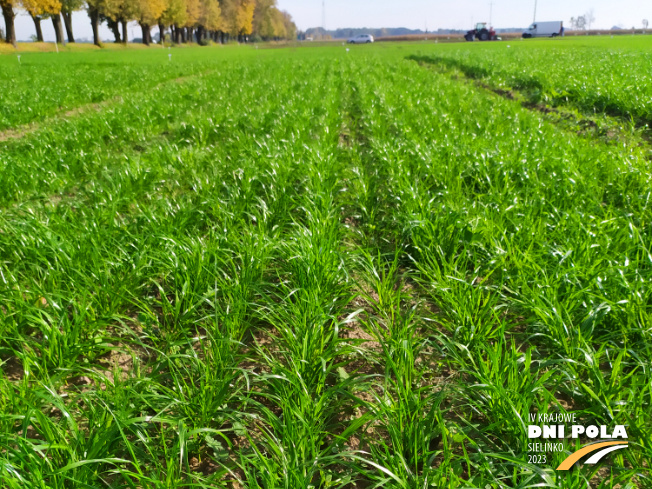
[584,445,628,465]
[556,441,629,470]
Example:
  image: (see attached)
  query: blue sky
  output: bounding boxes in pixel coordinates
[277,0,652,31]
[4,0,652,42]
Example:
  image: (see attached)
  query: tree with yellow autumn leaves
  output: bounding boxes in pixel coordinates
[21,0,59,42]
[1,0,295,46]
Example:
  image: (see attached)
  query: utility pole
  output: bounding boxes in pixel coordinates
[533,0,537,23]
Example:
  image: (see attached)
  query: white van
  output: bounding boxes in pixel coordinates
[522,21,564,38]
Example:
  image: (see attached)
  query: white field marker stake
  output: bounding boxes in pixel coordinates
[54,42,59,53]
[17,55,21,64]
[168,53,172,61]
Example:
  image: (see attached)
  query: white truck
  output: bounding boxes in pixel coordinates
[522,21,564,38]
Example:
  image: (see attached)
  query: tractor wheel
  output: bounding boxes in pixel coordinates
[478,30,490,41]
[465,34,474,41]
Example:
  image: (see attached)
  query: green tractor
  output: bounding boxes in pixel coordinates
[464,22,498,41]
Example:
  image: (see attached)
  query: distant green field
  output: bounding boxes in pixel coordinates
[410,35,652,123]
[1,37,650,488]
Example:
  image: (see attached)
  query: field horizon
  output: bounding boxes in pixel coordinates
[3,29,652,54]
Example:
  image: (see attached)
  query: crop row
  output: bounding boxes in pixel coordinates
[346,50,651,486]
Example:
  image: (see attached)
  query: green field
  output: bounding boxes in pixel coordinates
[0,37,651,488]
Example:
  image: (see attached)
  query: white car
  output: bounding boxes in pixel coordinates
[347,34,374,44]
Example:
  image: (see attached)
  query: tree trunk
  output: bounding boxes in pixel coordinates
[88,7,101,46]
[121,20,127,43]
[108,19,121,42]
[180,27,186,43]
[140,23,150,45]
[187,27,193,42]
[158,22,164,43]
[2,4,16,46]
[31,14,44,42]
[52,13,64,44]
[62,11,74,42]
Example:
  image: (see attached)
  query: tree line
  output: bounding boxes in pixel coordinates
[1,0,296,46]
